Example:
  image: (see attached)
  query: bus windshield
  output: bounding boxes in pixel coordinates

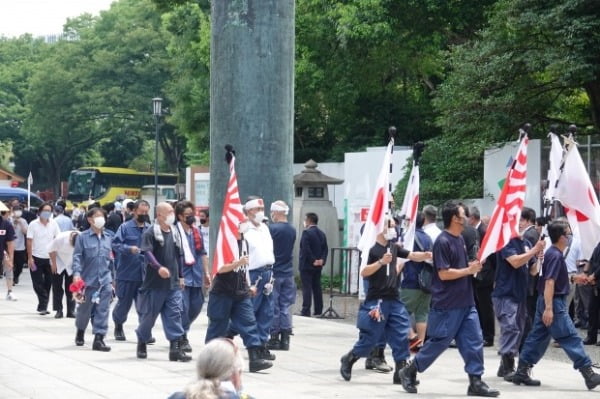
[67,170,97,201]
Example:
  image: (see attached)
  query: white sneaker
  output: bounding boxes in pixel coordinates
[6,291,17,301]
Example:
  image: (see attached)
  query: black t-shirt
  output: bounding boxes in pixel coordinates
[141,229,181,290]
[365,242,409,301]
[211,267,250,300]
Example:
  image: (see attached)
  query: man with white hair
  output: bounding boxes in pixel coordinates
[242,196,276,361]
[267,200,296,351]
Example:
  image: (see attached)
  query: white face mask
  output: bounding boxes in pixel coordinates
[165,214,176,225]
[384,228,397,241]
[253,211,265,223]
[93,216,106,229]
[13,211,22,218]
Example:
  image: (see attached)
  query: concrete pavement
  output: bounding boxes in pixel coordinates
[0,272,598,399]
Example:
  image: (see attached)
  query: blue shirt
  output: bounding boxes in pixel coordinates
[72,228,114,288]
[493,237,531,302]
[182,226,206,287]
[112,219,149,282]
[539,245,569,296]
[269,222,296,278]
[430,230,475,310]
[401,228,433,290]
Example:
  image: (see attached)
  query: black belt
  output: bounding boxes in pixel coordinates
[254,265,272,271]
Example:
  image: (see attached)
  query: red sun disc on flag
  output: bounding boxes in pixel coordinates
[371,188,385,225]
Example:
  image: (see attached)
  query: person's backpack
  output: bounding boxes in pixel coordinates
[414,233,434,294]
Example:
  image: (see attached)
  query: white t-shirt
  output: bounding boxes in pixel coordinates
[423,222,442,244]
[27,218,61,259]
[48,230,77,275]
[245,222,275,270]
[10,217,28,251]
[200,225,209,257]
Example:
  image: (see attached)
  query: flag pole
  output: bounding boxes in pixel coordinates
[386,126,396,276]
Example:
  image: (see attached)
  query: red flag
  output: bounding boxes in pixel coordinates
[478,137,528,261]
[212,155,245,276]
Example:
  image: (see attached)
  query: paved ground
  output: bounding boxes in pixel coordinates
[1,272,599,399]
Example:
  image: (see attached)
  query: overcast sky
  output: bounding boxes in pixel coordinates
[0,0,115,38]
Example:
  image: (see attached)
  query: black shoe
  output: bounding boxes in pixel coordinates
[280,330,291,351]
[114,324,126,341]
[467,374,500,397]
[54,311,63,319]
[483,340,494,347]
[92,334,111,352]
[581,365,600,390]
[75,329,85,346]
[146,336,156,345]
[512,361,541,386]
[169,339,191,362]
[181,334,192,353]
[497,353,515,381]
[248,347,272,372]
[66,312,75,318]
[340,350,360,381]
[449,339,457,348]
[399,360,418,393]
[13,277,18,285]
[365,347,393,373]
[39,310,50,315]
[261,345,276,361]
[584,337,598,345]
[137,342,147,359]
[267,333,281,351]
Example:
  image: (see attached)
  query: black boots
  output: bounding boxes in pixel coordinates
[467,374,500,397]
[248,347,273,372]
[136,341,147,359]
[267,332,281,350]
[580,365,600,390]
[169,339,192,362]
[181,333,192,353]
[393,360,408,384]
[75,329,85,346]
[366,347,393,372]
[497,353,515,381]
[512,361,541,386]
[280,329,291,351]
[114,323,126,341]
[261,344,276,360]
[340,351,360,381]
[92,334,111,352]
[399,360,418,393]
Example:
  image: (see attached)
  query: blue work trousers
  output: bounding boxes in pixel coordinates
[206,292,261,348]
[182,286,204,332]
[75,284,112,336]
[352,298,410,362]
[493,296,527,356]
[520,295,592,370]
[271,276,296,333]
[249,268,274,344]
[135,288,184,342]
[414,306,484,376]
[112,279,142,325]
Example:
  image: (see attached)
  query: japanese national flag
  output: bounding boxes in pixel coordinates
[555,142,600,260]
[399,162,419,252]
[357,139,393,268]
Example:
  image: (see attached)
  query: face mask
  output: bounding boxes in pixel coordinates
[185,215,196,226]
[165,214,175,225]
[13,211,22,218]
[384,228,397,241]
[199,218,207,225]
[136,214,149,224]
[253,211,265,223]
[93,216,106,229]
[40,211,52,220]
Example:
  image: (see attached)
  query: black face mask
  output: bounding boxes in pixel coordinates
[199,218,207,225]
[185,215,196,226]
[136,214,150,224]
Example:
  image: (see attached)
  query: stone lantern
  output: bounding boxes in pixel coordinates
[293,159,344,274]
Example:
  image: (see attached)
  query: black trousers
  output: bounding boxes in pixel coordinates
[586,288,600,341]
[31,256,52,311]
[52,270,74,314]
[13,250,26,283]
[474,281,495,343]
[300,267,323,316]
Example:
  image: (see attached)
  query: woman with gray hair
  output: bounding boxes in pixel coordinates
[168,338,254,399]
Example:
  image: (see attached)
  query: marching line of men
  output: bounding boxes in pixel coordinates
[341,200,600,395]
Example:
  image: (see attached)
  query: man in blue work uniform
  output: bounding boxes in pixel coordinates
[111,200,150,341]
[243,197,277,360]
[205,220,273,373]
[399,200,499,397]
[175,200,209,353]
[136,202,190,362]
[72,208,114,352]
[267,200,296,351]
[512,220,600,390]
[340,218,431,384]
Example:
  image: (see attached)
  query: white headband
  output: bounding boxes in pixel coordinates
[270,202,289,215]
[244,198,264,210]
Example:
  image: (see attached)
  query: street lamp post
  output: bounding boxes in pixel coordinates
[152,97,162,219]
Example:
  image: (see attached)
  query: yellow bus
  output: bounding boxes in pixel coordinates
[67,167,178,205]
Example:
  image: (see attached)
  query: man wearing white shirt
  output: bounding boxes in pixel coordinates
[49,230,79,318]
[422,205,442,244]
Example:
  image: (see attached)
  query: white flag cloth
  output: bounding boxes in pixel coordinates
[399,162,420,252]
[555,143,600,260]
[356,139,393,269]
[545,133,563,202]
